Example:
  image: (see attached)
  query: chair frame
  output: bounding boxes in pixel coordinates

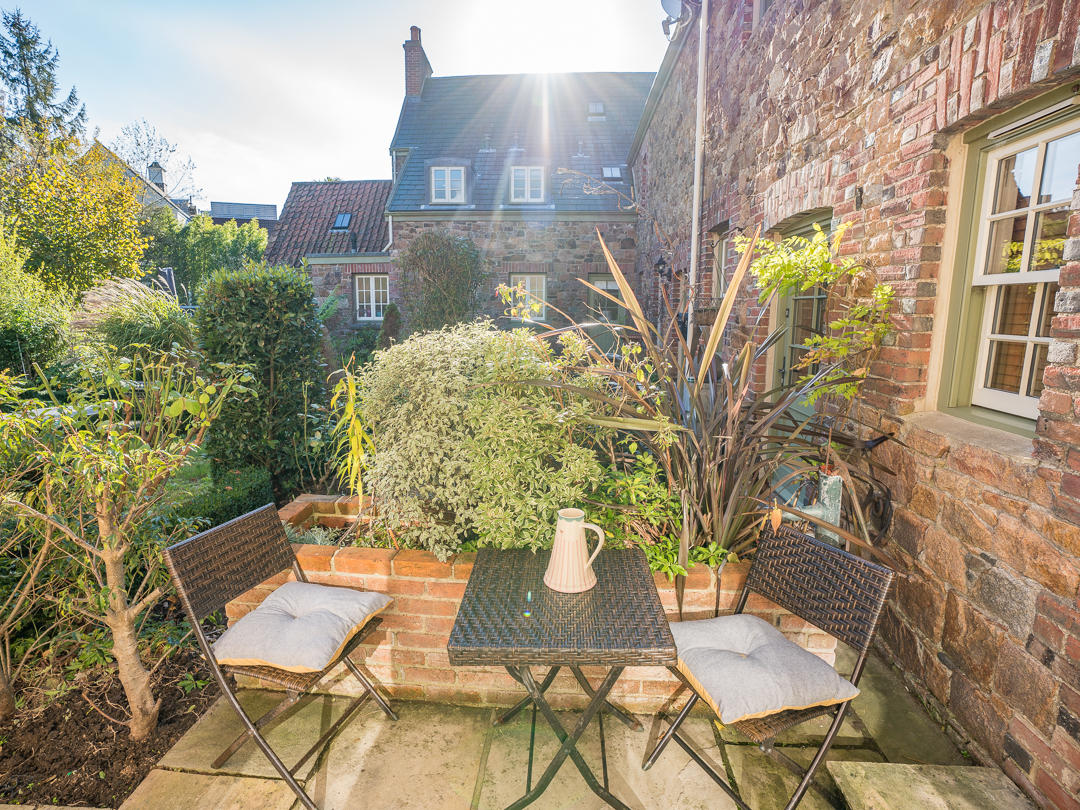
[643,523,894,810]
[163,504,397,810]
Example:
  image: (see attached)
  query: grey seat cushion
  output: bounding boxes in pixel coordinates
[670,614,858,725]
[213,581,392,673]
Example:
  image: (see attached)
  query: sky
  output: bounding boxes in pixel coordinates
[12,0,673,213]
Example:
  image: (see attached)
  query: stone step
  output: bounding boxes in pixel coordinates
[826,761,1036,810]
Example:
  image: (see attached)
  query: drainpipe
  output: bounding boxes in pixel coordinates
[383,214,393,251]
[686,0,708,350]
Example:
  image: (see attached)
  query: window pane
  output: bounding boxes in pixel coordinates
[513,169,525,198]
[985,340,1027,394]
[993,147,1037,213]
[1028,343,1050,398]
[992,284,1036,336]
[357,277,372,318]
[1029,206,1070,272]
[984,214,1027,274]
[1039,131,1080,204]
[1038,281,1060,337]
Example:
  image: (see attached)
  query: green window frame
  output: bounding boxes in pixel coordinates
[939,88,1080,436]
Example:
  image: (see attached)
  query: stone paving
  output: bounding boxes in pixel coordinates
[117,645,1020,810]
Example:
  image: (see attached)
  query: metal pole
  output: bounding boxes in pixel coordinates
[686,0,709,350]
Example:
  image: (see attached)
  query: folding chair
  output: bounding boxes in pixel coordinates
[163,504,398,810]
[643,523,894,810]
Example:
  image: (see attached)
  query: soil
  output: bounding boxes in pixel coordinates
[0,647,220,808]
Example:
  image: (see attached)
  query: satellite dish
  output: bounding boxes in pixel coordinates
[661,0,683,19]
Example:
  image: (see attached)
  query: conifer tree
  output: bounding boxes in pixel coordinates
[0,9,86,143]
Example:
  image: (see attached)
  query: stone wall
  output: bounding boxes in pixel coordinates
[226,494,837,712]
[387,217,641,330]
[631,1,1080,806]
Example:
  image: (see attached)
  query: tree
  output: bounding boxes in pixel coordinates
[0,9,85,148]
[0,348,248,740]
[397,231,488,334]
[1,142,146,294]
[110,119,200,203]
[168,214,266,295]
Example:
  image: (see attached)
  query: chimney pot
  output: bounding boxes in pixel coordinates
[410,25,421,41]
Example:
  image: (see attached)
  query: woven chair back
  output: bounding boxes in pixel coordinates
[744,524,894,655]
[163,503,296,623]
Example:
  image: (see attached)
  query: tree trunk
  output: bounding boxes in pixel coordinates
[102,546,160,741]
[0,667,16,722]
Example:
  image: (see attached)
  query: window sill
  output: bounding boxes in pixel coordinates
[908,409,1036,461]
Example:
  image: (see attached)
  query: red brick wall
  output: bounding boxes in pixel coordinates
[227,497,838,711]
[631,1,1080,806]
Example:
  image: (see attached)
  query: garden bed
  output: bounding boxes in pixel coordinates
[0,648,219,809]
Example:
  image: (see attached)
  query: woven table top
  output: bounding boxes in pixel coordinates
[447,548,676,668]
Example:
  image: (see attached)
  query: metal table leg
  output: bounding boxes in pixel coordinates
[498,666,560,725]
[503,665,630,810]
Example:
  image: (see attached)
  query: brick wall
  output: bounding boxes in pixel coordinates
[631,0,1080,806]
[227,495,838,712]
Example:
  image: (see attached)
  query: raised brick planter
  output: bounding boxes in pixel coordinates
[228,495,838,711]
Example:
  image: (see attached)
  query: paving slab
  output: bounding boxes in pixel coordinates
[726,744,883,810]
[848,651,968,766]
[478,705,734,810]
[827,762,1036,810]
[305,702,486,810]
[159,689,358,781]
[117,769,296,810]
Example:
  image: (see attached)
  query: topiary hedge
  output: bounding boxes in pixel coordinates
[196,262,326,500]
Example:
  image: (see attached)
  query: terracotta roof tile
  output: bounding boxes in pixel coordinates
[265,179,392,266]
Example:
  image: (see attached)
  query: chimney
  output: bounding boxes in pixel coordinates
[404,26,432,97]
[147,161,166,192]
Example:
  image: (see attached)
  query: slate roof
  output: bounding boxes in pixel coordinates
[265,180,392,266]
[388,72,654,214]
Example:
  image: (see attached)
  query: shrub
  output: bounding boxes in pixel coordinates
[171,466,274,528]
[397,231,488,334]
[0,219,70,375]
[335,325,381,367]
[359,322,614,559]
[82,278,194,353]
[196,262,326,500]
[377,302,402,350]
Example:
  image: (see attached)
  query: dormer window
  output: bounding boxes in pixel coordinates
[602,167,622,180]
[331,213,352,230]
[431,166,465,203]
[588,101,606,122]
[511,167,544,203]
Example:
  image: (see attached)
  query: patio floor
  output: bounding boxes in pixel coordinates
[117,645,978,810]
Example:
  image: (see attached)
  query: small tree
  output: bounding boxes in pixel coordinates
[0,348,246,739]
[397,231,488,334]
[171,214,267,294]
[376,302,401,350]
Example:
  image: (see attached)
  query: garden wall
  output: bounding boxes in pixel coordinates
[225,495,837,712]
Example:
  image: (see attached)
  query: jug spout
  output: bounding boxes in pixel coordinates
[544,508,605,593]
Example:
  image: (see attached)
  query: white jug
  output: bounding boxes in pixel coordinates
[544,508,605,593]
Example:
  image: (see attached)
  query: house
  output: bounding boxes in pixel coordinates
[629,2,1080,807]
[210,201,279,236]
[383,27,653,338]
[263,179,393,331]
[90,142,193,223]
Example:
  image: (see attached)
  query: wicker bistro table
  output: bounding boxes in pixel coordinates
[448,547,676,810]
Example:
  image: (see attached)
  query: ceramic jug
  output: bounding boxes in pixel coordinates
[544,508,605,593]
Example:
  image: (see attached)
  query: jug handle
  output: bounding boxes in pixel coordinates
[582,523,605,567]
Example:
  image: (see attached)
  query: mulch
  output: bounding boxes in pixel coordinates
[0,648,221,808]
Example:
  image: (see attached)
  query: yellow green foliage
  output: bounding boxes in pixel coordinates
[2,142,146,294]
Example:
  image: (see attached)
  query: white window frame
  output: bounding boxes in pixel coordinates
[355,274,389,321]
[968,116,1078,419]
[510,167,545,203]
[602,167,622,180]
[430,166,465,203]
[509,273,547,320]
